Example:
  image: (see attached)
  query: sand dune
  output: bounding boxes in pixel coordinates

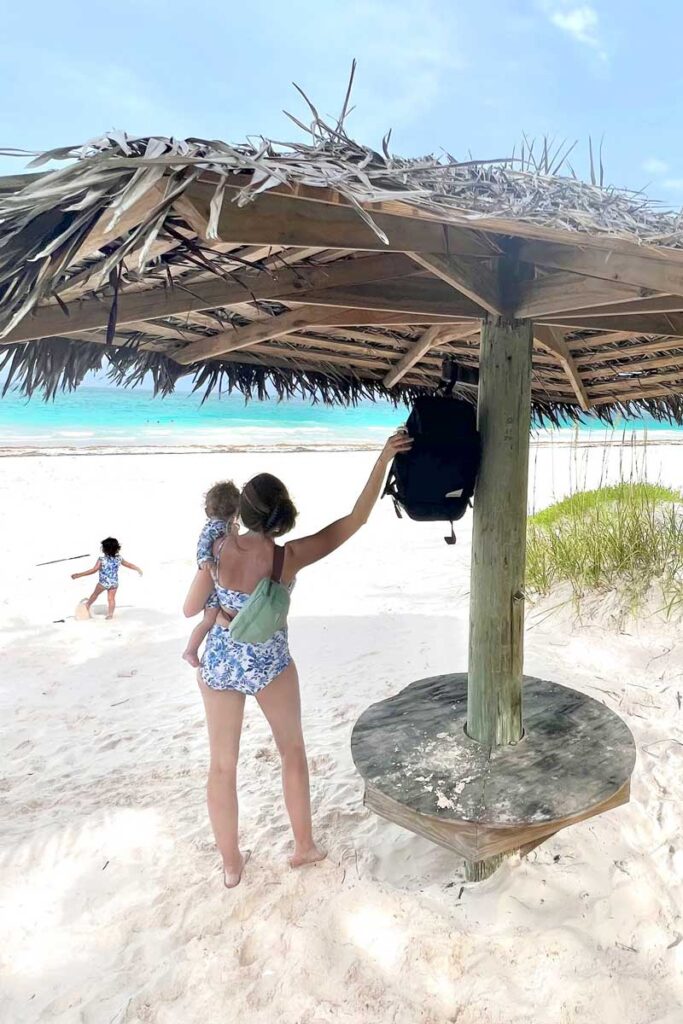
[1,445,682,1023]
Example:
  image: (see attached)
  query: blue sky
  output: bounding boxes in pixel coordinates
[1,0,682,202]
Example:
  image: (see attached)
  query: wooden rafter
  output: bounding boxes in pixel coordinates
[574,336,683,366]
[533,325,591,411]
[592,383,683,406]
[407,252,503,315]
[588,367,683,396]
[541,311,683,336]
[173,307,470,365]
[549,294,683,320]
[0,253,416,345]
[72,181,166,263]
[582,352,683,379]
[566,331,640,351]
[516,272,645,319]
[280,279,484,319]
[519,239,683,296]
[384,324,452,388]
[210,344,440,387]
[179,182,495,257]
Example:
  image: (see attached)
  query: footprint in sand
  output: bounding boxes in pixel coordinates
[254,746,277,763]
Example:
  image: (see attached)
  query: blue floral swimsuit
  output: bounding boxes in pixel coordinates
[197,518,228,610]
[200,540,293,696]
[98,554,121,590]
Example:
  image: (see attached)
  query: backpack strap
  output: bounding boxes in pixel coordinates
[382,465,403,519]
[271,544,285,583]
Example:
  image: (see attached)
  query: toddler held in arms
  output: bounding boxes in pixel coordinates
[71,537,143,620]
[182,481,241,667]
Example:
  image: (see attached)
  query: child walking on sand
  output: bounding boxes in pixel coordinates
[71,537,143,619]
[182,481,241,668]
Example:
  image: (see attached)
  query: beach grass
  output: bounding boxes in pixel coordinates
[526,481,683,615]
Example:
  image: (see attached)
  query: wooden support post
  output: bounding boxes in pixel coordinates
[467,316,533,748]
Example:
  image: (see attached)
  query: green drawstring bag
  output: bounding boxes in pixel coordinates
[229,545,290,644]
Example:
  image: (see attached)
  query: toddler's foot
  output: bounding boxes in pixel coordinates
[105,614,115,620]
[290,843,327,869]
[182,649,201,668]
[224,850,251,889]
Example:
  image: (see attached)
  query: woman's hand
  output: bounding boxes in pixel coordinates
[379,429,413,466]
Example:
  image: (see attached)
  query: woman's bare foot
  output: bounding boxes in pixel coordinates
[290,844,326,869]
[224,850,251,889]
[182,649,201,668]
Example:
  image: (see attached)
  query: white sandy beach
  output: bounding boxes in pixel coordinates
[1,439,683,1024]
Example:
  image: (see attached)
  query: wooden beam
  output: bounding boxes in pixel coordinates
[549,294,683,320]
[533,325,591,411]
[181,182,496,257]
[516,272,644,319]
[592,383,683,406]
[72,182,166,263]
[588,367,683,396]
[0,253,416,344]
[566,331,640,351]
[541,312,683,336]
[575,336,683,366]
[383,325,451,387]
[582,352,683,380]
[520,239,683,297]
[173,306,464,365]
[468,317,533,747]
[209,345,441,386]
[407,253,503,315]
[279,278,485,319]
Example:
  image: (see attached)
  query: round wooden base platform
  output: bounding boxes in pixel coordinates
[351,674,636,864]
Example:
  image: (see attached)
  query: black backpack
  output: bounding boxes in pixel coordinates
[384,397,480,544]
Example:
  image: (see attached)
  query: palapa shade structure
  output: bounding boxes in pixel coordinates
[3,86,678,877]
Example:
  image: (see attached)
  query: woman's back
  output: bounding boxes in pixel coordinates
[214,533,293,595]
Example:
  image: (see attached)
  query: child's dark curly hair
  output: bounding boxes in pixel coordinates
[205,481,241,521]
[101,537,121,557]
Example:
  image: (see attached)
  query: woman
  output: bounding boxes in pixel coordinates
[183,431,412,888]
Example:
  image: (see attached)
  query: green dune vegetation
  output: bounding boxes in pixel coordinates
[526,482,683,616]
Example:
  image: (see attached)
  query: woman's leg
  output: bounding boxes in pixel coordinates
[256,662,325,868]
[85,583,104,611]
[198,676,247,886]
[105,588,117,619]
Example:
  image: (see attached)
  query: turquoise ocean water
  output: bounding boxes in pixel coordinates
[1,385,681,451]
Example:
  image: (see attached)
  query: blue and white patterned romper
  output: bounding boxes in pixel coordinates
[200,542,294,696]
[197,518,228,610]
[98,554,121,590]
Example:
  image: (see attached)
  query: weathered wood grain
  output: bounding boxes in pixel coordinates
[467,317,533,745]
[351,674,636,865]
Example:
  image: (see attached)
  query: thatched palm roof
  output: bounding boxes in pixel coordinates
[2,88,683,423]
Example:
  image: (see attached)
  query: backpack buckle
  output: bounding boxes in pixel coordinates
[444,522,456,545]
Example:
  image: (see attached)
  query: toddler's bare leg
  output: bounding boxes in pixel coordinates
[183,607,219,668]
[84,583,104,614]
[105,588,117,619]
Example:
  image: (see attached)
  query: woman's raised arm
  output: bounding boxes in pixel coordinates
[286,431,412,573]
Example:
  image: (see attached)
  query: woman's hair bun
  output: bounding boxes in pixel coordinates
[240,474,297,537]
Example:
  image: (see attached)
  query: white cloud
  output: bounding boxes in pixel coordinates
[662,178,683,191]
[543,4,607,61]
[643,158,670,176]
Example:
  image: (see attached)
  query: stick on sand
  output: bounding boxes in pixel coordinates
[36,553,90,567]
